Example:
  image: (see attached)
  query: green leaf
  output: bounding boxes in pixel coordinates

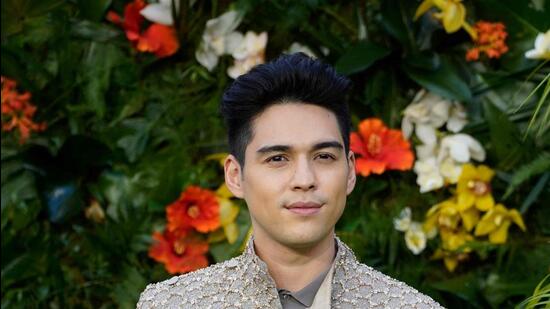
[70,20,120,42]
[1,253,44,290]
[403,56,472,102]
[504,152,550,198]
[377,0,415,50]
[76,0,112,21]
[520,173,549,215]
[110,266,147,309]
[116,118,151,163]
[80,42,123,119]
[335,41,391,75]
[483,101,524,169]
[430,272,483,306]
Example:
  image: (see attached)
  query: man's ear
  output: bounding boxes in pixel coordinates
[224,154,244,198]
[346,150,357,195]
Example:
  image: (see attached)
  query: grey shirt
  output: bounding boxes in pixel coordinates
[277,266,331,308]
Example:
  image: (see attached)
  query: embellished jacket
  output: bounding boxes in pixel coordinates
[137,238,443,308]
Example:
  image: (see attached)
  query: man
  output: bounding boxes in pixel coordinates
[138,53,442,308]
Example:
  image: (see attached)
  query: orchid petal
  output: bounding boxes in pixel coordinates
[141,4,173,25]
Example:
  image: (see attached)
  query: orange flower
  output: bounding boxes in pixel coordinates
[1,76,46,144]
[107,0,179,58]
[350,118,414,177]
[466,21,508,61]
[167,186,221,233]
[148,230,209,274]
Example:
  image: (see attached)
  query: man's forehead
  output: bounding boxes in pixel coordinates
[249,103,342,146]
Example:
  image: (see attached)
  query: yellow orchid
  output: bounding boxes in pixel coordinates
[432,228,473,272]
[424,199,460,233]
[432,248,470,272]
[456,164,495,212]
[474,204,526,244]
[215,184,240,244]
[206,152,229,167]
[414,0,477,39]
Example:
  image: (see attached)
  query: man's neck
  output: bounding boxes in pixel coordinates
[252,231,336,292]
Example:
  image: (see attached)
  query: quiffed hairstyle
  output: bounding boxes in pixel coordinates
[220,52,352,167]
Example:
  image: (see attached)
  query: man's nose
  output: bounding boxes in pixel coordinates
[290,157,317,191]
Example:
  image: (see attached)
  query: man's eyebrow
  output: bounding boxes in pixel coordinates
[312,141,344,151]
[256,141,343,154]
[256,145,291,154]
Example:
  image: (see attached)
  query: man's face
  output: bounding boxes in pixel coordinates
[225,103,356,249]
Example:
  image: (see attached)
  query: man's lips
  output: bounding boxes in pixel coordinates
[285,202,323,215]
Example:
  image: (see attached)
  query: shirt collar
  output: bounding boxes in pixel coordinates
[245,235,340,307]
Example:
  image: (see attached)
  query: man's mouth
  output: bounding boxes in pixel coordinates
[285,202,323,215]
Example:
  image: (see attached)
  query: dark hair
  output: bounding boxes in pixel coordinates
[220,52,352,167]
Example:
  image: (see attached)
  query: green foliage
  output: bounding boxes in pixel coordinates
[2,0,549,308]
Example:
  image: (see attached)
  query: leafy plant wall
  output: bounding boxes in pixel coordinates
[1,0,549,308]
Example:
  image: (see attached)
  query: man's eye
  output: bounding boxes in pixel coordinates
[266,155,287,163]
[316,153,335,160]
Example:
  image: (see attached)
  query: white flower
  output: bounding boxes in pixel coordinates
[286,42,316,58]
[438,156,463,184]
[402,90,467,145]
[438,133,485,163]
[140,0,180,25]
[195,10,243,71]
[414,157,445,193]
[525,30,550,60]
[447,103,467,133]
[405,222,427,255]
[393,207,412,232]
[227,31,267,79]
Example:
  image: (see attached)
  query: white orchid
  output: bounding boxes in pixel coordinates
[195,10,244,71]
[140,0,180,25]
[405,222,427,255]
[438,133,486,163]
[393,207,412,232]
[438,156,463,184]
[286,42,316,58]
[227,31,268,79]
[402,90,467,145]
[393,208,427,255]
[525,30,550,60]
[414,157,445,193]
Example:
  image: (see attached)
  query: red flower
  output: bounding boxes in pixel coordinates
[1,76,46,144]
[148,230,209,274]
[107,0,179,58]
[167,186,221,233]
[466,21,508,61]
[350,118,414,177]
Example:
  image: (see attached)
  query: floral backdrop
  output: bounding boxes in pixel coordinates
[1,0,549,308]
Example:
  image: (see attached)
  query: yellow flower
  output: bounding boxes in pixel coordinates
[432,228,473,272]
[414,0,477,39]
[216,184,240,244]
[474,204,526,244]
[432,248,469,272]
[440,228,473,251]
[424,199,460,233]
[456,164,495,212]
[405,222,427,255]
[424,197,481,235]
[206,152,229,167]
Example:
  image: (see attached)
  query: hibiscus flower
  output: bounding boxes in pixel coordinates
[148,230,209,274]
[350,118,414,177]
[166,186,221,233]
